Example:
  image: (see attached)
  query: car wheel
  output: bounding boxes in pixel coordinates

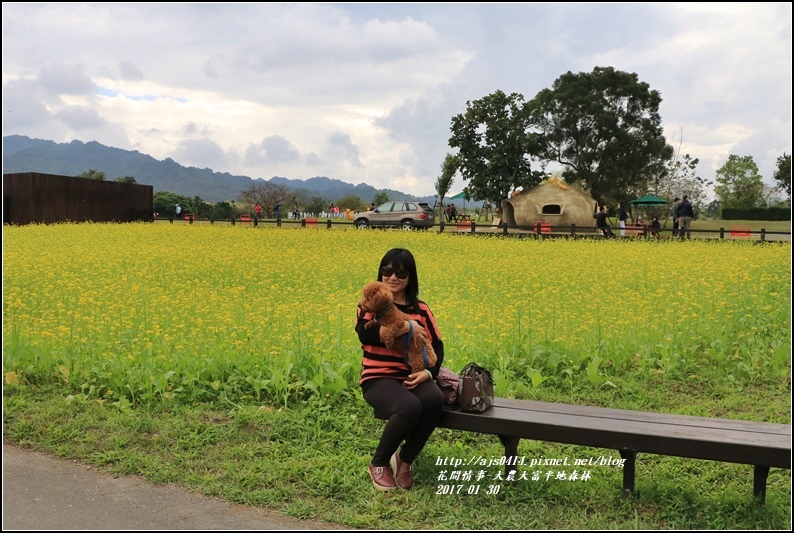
[355,219,370,229]
[401,219,415,230]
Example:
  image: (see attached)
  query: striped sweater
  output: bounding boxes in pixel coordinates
[356,300,444,385]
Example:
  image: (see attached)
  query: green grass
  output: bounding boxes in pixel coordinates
[685,219,791,232]
[4,379,790,530]
[3,224,791,529]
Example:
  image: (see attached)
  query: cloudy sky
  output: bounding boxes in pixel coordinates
[2,3,791,198]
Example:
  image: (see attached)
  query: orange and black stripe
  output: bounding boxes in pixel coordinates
[356,300,444,386]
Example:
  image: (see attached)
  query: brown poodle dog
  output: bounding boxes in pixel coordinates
[359,281,438,373]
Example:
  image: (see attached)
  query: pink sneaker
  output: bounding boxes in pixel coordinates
[368,463,397,491]
[390,452,413,490]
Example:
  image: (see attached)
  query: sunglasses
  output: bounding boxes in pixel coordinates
[381,267,409,279]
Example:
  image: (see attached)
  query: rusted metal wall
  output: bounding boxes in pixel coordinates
[3,172,153,225]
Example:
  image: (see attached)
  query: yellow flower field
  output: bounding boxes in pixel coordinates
[3,223,791,406]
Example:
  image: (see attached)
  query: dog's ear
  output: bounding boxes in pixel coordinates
[362,282,378,299]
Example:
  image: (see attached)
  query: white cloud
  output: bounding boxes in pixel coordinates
[2,2,790,197]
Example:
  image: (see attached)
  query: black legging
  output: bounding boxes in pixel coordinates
[362,378,444,466]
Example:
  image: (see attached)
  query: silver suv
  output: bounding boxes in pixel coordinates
[354,201,435,230]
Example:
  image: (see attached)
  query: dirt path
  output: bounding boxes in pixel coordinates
[2,442,348,530]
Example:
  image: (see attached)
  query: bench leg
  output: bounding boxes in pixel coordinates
[753,465,770,505]
[497,435,521,478]
[619,450,637,498]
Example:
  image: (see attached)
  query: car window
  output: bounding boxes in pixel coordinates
[376,202,396,212]
[405,203,417,212]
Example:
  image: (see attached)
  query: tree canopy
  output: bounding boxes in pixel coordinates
[435,153,458,207]
[78,169,106,181]
[528,66,673,202]
[372,192,389,206]
[448,90,545,208]
[714,154,765,209]
[772,152,791,202]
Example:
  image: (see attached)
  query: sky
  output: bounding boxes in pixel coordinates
[2,3,791,198]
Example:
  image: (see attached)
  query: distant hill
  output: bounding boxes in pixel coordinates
[2,135,437,204]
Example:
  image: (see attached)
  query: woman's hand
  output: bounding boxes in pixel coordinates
[403,370,431,390]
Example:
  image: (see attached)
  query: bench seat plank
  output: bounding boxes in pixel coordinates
[439,401,790,468]
[494,398,790,436]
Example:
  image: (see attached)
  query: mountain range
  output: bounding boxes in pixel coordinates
[1,135,437,205]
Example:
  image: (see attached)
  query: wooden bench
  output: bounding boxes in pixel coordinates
[376,397,791,503]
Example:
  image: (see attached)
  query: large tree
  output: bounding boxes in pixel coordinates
[435,153,458,215]
[153,191,191,217]
[529,66,673,203]
[335,195,367,213]
[372,192,389,206]
[772,152,791,202]
[238,180,291,218]
[448,90,545,210]
[714,154,765,209]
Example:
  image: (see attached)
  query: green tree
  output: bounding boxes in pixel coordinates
[448,90,545,210]
[714,154,765,209]
[211,201,234,220]
[703,199,721,219]
[303,196,328,217]
[772,152,791,202]
[114,175,137,184]
[153,191,191,217]
[372,192,389,206]
[78,169,106,180]
[335,195,367,214]
[187,195,211,218]
[435,153,458,218]
[529,66,673,203]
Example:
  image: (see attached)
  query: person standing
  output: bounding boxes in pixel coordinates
[274,201,281,220]
[677,195,694,239]
[254,203,262,221]
[595,205,611,237]
[356,248,444,491]
[617,203,629,236]
[671,197,680,236]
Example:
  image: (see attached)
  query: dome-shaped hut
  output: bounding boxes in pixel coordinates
[500,180,597,230]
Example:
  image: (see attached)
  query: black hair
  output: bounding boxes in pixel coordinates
[674,197,680,202]
[377,248,419,305]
